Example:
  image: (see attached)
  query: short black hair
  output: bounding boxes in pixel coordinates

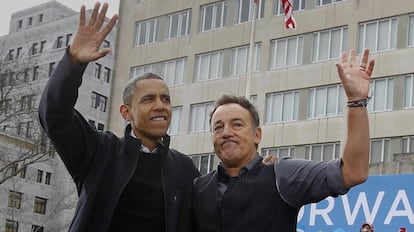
[122,72,164,105]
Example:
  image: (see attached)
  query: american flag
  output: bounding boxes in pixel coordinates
[253,0,296,29]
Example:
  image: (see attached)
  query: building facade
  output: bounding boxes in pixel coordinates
[0,1,116,231]
[110,0,414,176]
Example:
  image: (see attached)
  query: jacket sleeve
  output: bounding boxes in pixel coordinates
[38,48,99,186]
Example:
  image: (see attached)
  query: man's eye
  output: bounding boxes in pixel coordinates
[214,125,223,131]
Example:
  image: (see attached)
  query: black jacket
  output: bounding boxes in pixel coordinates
[38,51,200,232]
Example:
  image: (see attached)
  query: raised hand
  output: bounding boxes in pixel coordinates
[336,49,375,102]
[69,2,118,64]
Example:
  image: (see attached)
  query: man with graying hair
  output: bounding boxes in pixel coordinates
[192,48,375,231]
[38,2,199,231]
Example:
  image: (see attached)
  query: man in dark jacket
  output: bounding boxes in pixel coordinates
[38,2,199,231]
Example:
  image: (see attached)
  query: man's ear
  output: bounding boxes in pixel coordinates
[254,127,262,146]
[120,104,130,121]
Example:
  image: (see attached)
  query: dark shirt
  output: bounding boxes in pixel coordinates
[109,151,165,232]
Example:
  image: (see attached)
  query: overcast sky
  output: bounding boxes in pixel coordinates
[0,0,120,36]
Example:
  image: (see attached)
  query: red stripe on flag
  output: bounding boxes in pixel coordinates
[280,0,296,29]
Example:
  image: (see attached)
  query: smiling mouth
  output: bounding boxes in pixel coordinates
[151,116,167,121]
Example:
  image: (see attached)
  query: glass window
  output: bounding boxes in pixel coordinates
[163,58,186,86]
[404,74,414,108]
[262,146,295,158]
[32,225,44,232]
[316,0,344,6]
[312,27,348,62]
[200,2,227,32]
[91,92,108,112]
[274,0,306,15]
[45,172,51,185]
[94,63,102,79]
[402,136,414,153]
[367,78,393,112]
[190,153,215,175]
[270,36,303,69]
[5,220,18,232]
[195,51,223,81]
[308,85,344,118]
[135,18,158,46]
[34,197,47,214]
[409,15,414,47]
[103,67,111,83]
[265,91,299,123]
[8,191,22,209]
[190,102,213,132]
[358,18,397,53]
[305,143,340,161]
[169,106,182,135]
[168,10,191,39]
[37,170,43,183]
[236,0,264,24]
[370,138,390,163]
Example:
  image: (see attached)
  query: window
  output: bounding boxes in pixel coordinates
[40,40,46,53]
[32,225,44,232]
[37,170,43,183]
[236,0,264,24]
[33,66,39,81]
[312,27,348,62]
[8,191,22,209]
[130,64,156,78]
[21,95,35,111]
[262,146,295,158]
[45,172,51,185]
[31,43,38,55]
[402,136,414,153]
[97,123,105,131]
[265,91,299,123]
[34,197,47,214]
[316,0,344,6]
[370,138,390,163]
[91,92,108,112]
[409,15,414,47]
[0,99,12,114]
[200,2,227,32]
[275,0,305,15]
[308,85,344,118]
[94,63,102,79]
[169,106,182,135]
[103,67,111,83]
[103,40,110,48]
[16,47,22,59]
[7,49,14,61]
[194,51,223,81]
[5,219,18,232]
[190,102,213,132]
[28,16,33,26]
[20,165,26,178]
[17,122,24,136]
[26,121,33,138]
[163,58,186,86]
[305,143,341,161]
[66,33,72,46]
[56,36,63,48]
[168,10,191,39]
[190,153,215,175]
[48,62,56,77]
[231,43,261,75]
[404,74,414,108]
[38,14,43,23]
[135,18,158,46]
[6,163,18,176]
[18,20,23,29]
[367,78,393,112]
[358,18,397,53]
[270,36,303,69]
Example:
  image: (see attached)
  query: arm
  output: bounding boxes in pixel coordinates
[336,49,375,188]
[38,2,118,181]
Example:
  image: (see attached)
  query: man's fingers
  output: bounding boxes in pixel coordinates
[359,48,369,70]
[365,60,375,77]
[349,49,357,68]
[336,63,346,83]
[79,5,86,26]
[88,2,101,26]
[95,2,109,29]
[101,15,119,38]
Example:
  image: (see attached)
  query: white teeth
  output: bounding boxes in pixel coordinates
[152,116,165,121]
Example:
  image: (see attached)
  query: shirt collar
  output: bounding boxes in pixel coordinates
[129,128,158,153]
[218,153,261,178]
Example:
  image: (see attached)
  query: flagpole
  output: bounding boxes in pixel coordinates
[245,0,258,99]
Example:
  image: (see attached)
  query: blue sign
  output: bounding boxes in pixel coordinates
[297,174,414,232]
